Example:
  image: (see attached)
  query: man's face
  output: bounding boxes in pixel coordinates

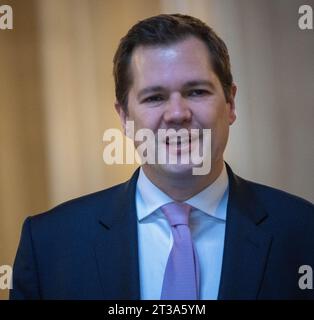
[116,36,236,180]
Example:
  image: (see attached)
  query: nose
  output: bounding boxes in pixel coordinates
[163,93,192,125]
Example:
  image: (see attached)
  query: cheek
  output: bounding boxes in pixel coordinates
[211,111,230,138]
[195,105,224,129]
[193,96,228,126]
[198,102,230,148]
[211,113,230,153]
[128,108,161,132]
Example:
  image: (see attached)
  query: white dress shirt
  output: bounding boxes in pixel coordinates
[136,164,229,300]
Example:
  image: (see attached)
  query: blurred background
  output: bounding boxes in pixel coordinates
[0,0,313,299]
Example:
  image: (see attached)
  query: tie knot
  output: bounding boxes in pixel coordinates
[161,202,192,226]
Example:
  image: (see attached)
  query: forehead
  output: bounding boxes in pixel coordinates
[129,36,216,89]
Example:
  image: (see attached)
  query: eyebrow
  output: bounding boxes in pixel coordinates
[182,80,215,90]
[137,86,164,100]
[137,80,215,100]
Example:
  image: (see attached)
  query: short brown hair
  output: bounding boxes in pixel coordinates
[113,14,233,112]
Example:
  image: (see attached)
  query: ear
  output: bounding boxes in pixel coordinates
[227,83,237,125]
[115,102,128,134]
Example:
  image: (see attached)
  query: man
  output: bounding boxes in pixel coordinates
[11,14,314,300]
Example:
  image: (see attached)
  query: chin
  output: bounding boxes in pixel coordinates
[156,163,195,178]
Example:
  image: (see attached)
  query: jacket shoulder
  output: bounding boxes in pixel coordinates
[247,179,313,208]
[241,177,314,224]
[28,180,128,230]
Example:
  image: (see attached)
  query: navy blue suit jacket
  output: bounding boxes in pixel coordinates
[10,165,314,299]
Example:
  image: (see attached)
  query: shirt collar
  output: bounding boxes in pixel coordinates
[185,164,228,221]
[136,163,229,222]
[136,168,173,222]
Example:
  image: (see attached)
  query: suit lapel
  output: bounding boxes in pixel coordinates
[93,169,141,299]
[218,165,273,299]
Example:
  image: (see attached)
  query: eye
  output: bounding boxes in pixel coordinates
[188,89,210,97]
[142,95,164,103]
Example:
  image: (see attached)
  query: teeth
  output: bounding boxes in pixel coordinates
[166,140,190,145]
[164,133,199,145]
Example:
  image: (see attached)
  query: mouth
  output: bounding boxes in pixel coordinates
[165,135,192,147]
[164,132,202,156]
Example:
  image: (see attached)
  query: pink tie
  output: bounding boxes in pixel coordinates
[160,202,200,300]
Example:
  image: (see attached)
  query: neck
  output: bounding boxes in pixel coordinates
[142,160,224,201]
